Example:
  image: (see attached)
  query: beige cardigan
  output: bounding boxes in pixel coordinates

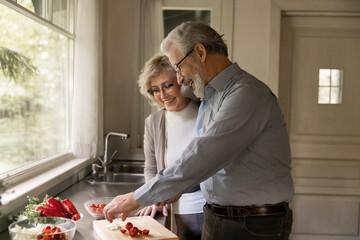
[143,109,167,180]
[143,109,173,229]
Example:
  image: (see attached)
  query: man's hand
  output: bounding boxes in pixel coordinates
[135,204,168,218]
[103,192,140,222]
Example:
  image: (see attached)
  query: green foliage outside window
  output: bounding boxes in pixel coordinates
[0,47,37,83]
[0,2,71,174]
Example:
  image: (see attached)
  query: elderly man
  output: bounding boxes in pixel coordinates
[104,21,294,240]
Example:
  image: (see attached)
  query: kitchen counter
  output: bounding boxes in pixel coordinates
[0,175,143,240]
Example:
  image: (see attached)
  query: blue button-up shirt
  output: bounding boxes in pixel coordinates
[135,63,294,206]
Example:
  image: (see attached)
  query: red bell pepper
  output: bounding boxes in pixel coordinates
[61,199,79,217]
[71,213,81,221]
[35,206,66,218]
[45,198,66,215]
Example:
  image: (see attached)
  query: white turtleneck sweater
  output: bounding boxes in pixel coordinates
[165,101,206,214]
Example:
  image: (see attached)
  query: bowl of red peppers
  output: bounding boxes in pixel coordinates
[8,217,76,240]
[17,195,82,223]
[36,198,82,222]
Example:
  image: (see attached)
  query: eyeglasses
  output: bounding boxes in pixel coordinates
[147,83,175,96]
[174,47,194,74]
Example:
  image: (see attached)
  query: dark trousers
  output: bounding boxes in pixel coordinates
[175,213,204,240]
[201,203,293,240]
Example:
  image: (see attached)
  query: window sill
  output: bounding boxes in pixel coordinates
[0,154,95,231]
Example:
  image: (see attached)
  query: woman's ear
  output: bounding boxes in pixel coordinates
[194,43,207,62]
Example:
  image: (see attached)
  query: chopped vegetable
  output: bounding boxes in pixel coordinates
[125,222,133,231]
[37,225,67,240]
[116,222,151,238]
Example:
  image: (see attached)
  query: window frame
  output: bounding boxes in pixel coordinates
[0,0,75,38]
[318,68,343,105]
[0,0,79,202]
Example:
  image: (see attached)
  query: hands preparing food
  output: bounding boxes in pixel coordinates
[103,192,140,222]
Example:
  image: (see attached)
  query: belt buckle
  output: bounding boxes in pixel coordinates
[239,207,251,217]
[226,206,251,218]
[226,206,234,218]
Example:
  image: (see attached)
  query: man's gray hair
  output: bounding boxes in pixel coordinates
[160,21,228,57]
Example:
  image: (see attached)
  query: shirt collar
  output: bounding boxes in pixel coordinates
[203,85,215,101]
[208,62,241,92]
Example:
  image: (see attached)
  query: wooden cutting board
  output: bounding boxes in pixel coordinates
[93,216,178,240]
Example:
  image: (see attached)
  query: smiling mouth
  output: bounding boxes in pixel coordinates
[164,98,175,104]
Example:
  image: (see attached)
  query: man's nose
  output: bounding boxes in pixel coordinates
[177,73,184,85]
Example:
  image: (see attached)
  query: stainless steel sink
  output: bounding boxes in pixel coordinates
[112,162,145,174]
[88,160,145,185]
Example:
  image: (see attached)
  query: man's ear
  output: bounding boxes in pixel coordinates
[194,43,207,62]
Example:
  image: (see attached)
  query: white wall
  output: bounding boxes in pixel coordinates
[232,0,283,96]
[233,0,272,86]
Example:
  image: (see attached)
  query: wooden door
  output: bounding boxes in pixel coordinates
[279,15,360,240]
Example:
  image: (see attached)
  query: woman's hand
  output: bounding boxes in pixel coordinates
[135,204,168,218]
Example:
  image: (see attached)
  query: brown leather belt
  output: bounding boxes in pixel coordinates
[207,202,288,218]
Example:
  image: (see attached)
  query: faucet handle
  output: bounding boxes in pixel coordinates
[98,156,104,165]
[109,150,118,162]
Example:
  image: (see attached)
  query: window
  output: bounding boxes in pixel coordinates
[16,0,74,31]
[318,69,343,104]
[0,0,75,174]
[163,9,211,37]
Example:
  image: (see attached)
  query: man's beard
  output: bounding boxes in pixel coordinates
[192,73,206,99]
[182,75,205,99]
[180,83,198,102]
[181,65,206,99]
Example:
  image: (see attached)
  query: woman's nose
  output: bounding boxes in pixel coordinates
[160,89,168,98]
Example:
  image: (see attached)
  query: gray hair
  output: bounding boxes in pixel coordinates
[138,55,176,108]
[160,21,228,57]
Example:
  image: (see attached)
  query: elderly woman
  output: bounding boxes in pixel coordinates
[136,55,206,240]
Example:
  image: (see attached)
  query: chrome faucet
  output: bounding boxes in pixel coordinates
[98,132,129,172]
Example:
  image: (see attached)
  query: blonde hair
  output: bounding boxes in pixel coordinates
[138,55,176,108]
